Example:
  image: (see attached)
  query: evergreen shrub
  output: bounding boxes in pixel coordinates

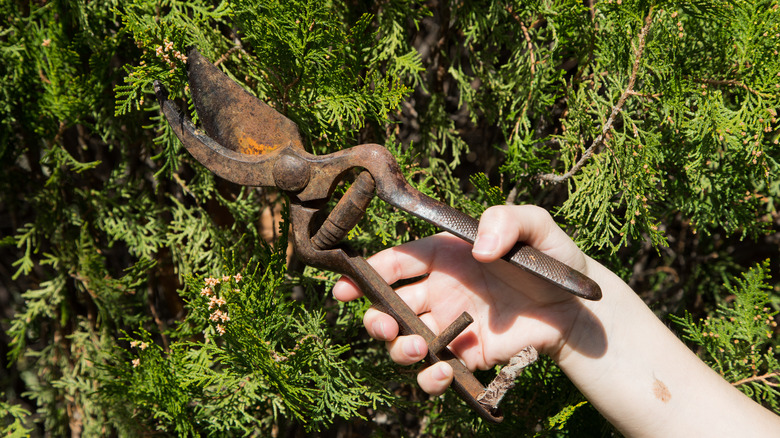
[1,0,778,436]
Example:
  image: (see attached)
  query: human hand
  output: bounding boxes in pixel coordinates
[333,205,604,395]
[335,205,780,437]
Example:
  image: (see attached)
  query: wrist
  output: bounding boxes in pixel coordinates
[548,256,623,366]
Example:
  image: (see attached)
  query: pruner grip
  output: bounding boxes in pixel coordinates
[298,160,600,422]
[424,204,602,301]
[311,172,375,250]
[323,252,505,423]
[292,176,506,422]
[377,183,602,301]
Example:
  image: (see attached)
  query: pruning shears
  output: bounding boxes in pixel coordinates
[154,47,601,423]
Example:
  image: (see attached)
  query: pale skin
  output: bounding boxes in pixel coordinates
[333,205,780,437]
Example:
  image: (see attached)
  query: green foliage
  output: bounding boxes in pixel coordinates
[538,401,590,436]
[438,0,780,253]
[468,173,507,214]
[228,0,420,153]
[2,0,779,436]
[99,241,392,434]
[0,396,32,437]
[558,1,780,252]
[671,260,780,413]
[417,356,609,437]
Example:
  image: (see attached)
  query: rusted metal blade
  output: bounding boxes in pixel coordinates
[154,81,276,187]
[187,47,304,155]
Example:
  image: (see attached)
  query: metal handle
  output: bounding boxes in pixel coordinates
[426,205,602,300]
[345,255,504,422]
[290,203,505,423]
[371,175,602,301]
[311,171,375,250]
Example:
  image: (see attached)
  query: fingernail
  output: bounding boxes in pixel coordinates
[433,363,453,381]
[473,233,499,256]
[372,320,387,340]
[403,337,423,358]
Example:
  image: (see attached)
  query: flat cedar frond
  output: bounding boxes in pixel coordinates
[671,260,780,413]
[2,0,779,436]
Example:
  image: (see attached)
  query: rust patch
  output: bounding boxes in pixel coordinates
[653,378,671,403]
[237,135,278,156]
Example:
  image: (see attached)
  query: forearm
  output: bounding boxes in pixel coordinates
[555,257,780,437]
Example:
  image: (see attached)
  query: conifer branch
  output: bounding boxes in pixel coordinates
[510,89,535,144]
[575,0,598,82]
[627,90,662,99]
[506,7,538,143]
[587,0,596,22]
[538,7,654,184]
[732,371,780,388]
[520,22,536,75]
[214,44,245,66]
[7,1,780,433]
[694,78,770,98]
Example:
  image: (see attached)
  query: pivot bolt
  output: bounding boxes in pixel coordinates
[272,153,310,192]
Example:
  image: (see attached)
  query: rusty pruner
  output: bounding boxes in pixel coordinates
[154,48,601,423]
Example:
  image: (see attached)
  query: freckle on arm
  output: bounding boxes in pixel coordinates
[653,378,671,403]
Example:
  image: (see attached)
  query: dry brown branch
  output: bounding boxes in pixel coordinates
[732,371,780,388]
[695,78,770,98]
[627,89,663,99]
[506,7,538,144]
[505,183,520,205]
[537,7,654,184]
[587,0,596,22]
[520,21,536,75]
[147,283,170,350]
[477,346,539,411]
[39,69,51,85]
[214,42,245,66]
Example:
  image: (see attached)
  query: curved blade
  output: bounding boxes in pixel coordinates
[187,47,304,156]
[154,81,276,187]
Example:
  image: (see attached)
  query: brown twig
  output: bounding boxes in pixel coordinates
[477,346,539,411]
[39,69,51,85]
[732,371,780,388]
[505,184,521,205]
[147,282,170,350]
[505,138,567,205]
[538,7,654,184]
[520,21,536,75]
[587,0,596,22]
[214,44,244,67]
[694,78,770,98]
[627,89,663,99]
[506,7,538,144]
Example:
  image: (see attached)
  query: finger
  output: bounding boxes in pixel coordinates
[393,282,432,316]
[333,276,363,302]
[472,205,553,261]
[472,205,586,271]
[361,278,436,340]
[387,334,428,365]
[418,312,441,335]
[334,234,462,303]
[363,308,399,341]
[417,362,453,396]
[364,238,439,286]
